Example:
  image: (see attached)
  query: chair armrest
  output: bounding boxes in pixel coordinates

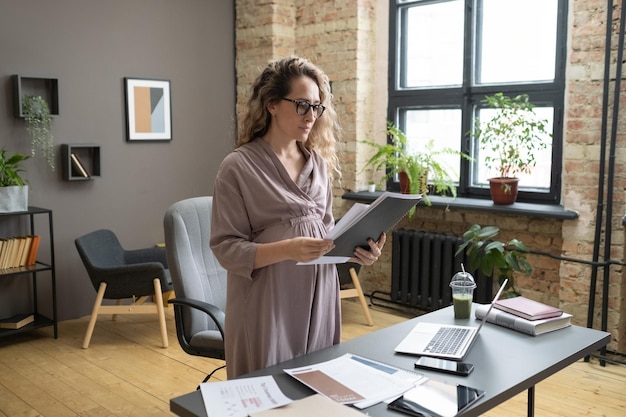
[169,297,226,338]
[125,246,168,268]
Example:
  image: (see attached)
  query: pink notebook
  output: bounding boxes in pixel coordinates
[494,296,563,321]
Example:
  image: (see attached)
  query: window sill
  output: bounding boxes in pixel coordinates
[342,191,579,220]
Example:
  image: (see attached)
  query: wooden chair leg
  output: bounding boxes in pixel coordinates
[349,267,374,326]
[153,278,168,348]
[112,299,122,321]
[83,282,107,349]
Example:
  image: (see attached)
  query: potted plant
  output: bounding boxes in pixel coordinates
[0,148,30,213]
[472,93,550,204]
[455,224,532,298]
[362,120,471,205]
[22,95,55,171]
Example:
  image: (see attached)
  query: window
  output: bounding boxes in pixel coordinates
[388,0,567,203]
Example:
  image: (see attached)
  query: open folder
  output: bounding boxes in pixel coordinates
[300,192,421,265]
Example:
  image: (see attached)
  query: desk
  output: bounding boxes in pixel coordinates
[170,305,610,417]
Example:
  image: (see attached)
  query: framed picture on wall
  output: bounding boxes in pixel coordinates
[124,77,172,141]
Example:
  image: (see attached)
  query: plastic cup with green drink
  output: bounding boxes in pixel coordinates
[450,267,476,319]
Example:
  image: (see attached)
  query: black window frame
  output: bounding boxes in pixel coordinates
[387,0,568,204]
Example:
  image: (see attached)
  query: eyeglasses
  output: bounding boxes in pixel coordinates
[281,98,326,118]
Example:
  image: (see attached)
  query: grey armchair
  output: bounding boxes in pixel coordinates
[163,196,227,384]
[75,229,172,349]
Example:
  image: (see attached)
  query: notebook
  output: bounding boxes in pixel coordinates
[394,279,508,360]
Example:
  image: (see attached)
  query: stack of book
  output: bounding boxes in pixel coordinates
[475,296,572,336]
[0,235,41,269]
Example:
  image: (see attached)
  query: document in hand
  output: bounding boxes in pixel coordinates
[325,192,422,258]
[284,353,425,409]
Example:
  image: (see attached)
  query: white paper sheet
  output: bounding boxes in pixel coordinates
[284,353,425,409]
[199,376,292,417]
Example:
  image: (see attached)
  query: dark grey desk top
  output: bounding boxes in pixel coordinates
[170,305,610,417]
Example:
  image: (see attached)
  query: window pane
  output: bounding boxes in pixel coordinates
[402,0,464,88]
[473,107,553,190]
[404,109,463,182]
[477,0,558,84]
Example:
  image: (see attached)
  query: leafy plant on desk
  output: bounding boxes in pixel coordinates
[456,224,532,298]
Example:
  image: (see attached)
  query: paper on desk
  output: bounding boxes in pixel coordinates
[284,353,425,409]
[249,394,365,416]
[199,375,291,417]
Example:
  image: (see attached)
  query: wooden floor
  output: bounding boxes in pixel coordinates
[0,300,624,416]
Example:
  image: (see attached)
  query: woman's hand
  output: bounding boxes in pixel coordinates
[288,237,336,263]
[350,232,386,266]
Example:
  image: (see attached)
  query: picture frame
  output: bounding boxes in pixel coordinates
[124,77,172,141]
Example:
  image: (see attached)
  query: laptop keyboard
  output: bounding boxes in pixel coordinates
[424,327,470,355]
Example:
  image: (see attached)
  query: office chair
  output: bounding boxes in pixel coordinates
[163,196,227,384]
[74,229,172,349]
[338,262,374,326]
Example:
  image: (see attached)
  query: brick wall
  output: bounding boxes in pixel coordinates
[235,0,625,352]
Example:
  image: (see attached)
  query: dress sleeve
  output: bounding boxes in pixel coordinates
[210,158,259,280]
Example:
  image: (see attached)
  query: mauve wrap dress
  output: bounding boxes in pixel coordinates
[210,138,341,379]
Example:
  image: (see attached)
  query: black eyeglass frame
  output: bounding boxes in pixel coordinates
[281,98,326,118]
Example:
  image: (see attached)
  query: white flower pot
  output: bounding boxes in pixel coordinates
[0,185,29,213]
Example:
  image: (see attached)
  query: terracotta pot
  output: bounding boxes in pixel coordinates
[399,170,428,195]
[399,171,410,194]
[488,177,519,205]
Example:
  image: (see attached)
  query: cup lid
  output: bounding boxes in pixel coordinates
[450,271,476,288]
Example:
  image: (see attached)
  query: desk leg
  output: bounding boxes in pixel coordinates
[527,385,535,417]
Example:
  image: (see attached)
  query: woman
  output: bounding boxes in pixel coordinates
[210,56,385,379]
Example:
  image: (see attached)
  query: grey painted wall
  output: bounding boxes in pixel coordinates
[0,1,235,322]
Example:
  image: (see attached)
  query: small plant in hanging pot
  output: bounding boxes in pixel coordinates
[22,95,55,171]
[0,148,30,213]
[472,93,550,204]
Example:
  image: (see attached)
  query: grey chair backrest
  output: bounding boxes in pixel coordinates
[163,197,227,339]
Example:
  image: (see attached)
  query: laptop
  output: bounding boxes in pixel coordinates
[394,279,508,360]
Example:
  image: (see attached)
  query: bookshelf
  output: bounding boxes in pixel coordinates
[61,144,101,181]
[0,207,57,339]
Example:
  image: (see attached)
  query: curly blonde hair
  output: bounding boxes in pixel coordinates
[237,56,341,180]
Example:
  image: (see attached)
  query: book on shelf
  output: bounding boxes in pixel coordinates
[495,296,563,320]
[475,303,572,336]
[26,235,41,266]
[70,152,90,178]
[0,313,34,329]
[19,236,34,266]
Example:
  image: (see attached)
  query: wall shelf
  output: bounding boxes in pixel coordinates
[61,144,101,181]
[12,74,59,118]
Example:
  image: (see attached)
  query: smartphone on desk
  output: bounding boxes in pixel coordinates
[414,356,474,376]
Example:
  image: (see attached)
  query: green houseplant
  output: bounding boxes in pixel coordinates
[472,93,550,204]
[0,148,30,213]
[22,95,55,171]
[456,224,532,298]
[362,120,471,205]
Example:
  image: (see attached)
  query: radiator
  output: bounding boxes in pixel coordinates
[391,229,493,311]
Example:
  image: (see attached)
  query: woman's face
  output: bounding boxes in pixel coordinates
[269,76,322,142]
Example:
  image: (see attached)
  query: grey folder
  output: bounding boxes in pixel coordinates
[326,192,421,258]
